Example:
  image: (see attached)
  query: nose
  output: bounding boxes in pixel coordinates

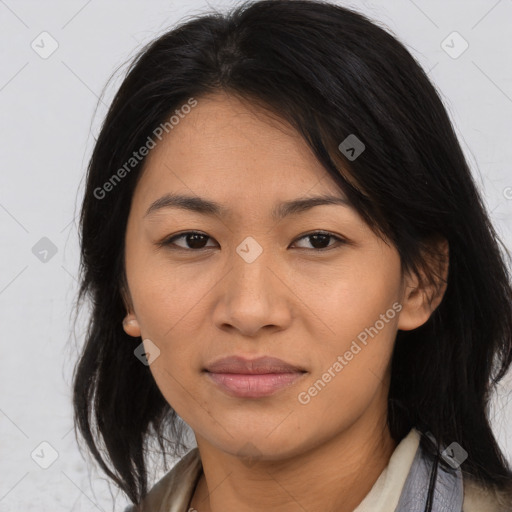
[212,243,292,338]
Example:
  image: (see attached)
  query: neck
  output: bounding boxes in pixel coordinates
[190,408,398,512]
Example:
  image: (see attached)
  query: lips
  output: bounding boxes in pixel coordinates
[204,355,305,374]
[204,355,307,398]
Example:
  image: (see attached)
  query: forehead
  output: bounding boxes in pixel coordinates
[131,92,345,214]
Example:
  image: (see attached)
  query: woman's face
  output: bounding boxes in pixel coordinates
[123,92,419,460]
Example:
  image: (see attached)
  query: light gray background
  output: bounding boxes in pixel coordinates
[1,0,511,511]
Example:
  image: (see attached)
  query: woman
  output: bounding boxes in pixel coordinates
[71,1,512,510]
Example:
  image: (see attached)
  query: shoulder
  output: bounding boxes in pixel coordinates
[463,477,512,512]
[124,447,203,512]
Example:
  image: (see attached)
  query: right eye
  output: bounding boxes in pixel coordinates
[159,231,218,251]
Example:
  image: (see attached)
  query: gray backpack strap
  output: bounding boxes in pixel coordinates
[395,433,464,512]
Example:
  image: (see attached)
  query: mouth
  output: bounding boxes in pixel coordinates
[203,355,307,398]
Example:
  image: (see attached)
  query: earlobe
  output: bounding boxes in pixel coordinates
[120,278,141,337]
[123,313,141,337]
[397,237,449,331]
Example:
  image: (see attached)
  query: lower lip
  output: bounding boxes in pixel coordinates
[205,371,305,398]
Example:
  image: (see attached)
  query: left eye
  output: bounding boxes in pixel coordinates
[293,231,346,250]
[159,231,346,251]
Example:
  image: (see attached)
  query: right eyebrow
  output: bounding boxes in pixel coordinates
[144,192,351,220]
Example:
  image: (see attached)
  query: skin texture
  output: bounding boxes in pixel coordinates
[122,92,448,512]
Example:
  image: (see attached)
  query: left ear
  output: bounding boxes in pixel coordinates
[397,236,449,331]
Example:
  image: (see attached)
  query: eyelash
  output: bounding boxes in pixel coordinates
[158,230,348,252]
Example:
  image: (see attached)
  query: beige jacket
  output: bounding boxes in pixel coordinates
[126,428,511,511]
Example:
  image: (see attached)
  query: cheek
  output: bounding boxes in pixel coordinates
[294,300,398,441]
[129,270,207,421]
[125,248,212,403]
[127,250,212,338]
[303,249,402,351]
[295,251,402,409]
[132,276,208,381]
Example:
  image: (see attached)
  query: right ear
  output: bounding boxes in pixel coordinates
[120,279,141,337]
[122,313,141,337]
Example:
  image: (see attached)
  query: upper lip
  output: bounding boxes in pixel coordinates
[204,355,306,374]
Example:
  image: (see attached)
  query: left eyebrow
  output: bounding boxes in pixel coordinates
[144,192,351,220]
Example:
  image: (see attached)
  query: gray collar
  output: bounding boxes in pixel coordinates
[395,432,464,512]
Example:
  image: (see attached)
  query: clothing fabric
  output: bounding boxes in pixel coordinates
[124,427,511,511]
[392,431,463,511]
